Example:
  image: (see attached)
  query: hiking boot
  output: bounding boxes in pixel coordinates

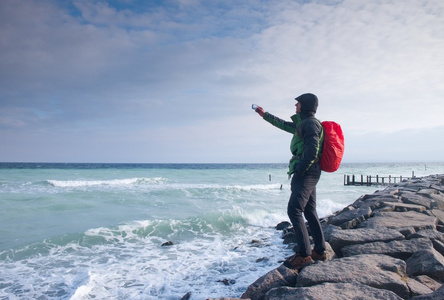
[284,254,314,270]
[311,250,327,261]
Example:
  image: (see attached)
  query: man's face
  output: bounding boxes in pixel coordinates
[295,102,301,114]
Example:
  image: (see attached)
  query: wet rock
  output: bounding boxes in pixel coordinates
[217,279,236,286]
[296,254,410,299]
[241,265,298,300]
[275,221,291,231]
[265,282,403,300]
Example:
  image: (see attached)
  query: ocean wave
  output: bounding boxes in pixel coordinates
[46,177,167,188]
[0,210,290,299]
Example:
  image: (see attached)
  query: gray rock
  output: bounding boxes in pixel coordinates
[296,254,410,299]
[358,211,438,232]
[411,284,444,300]
[341,238,433,260]
[352,194,400,210]
[400,192,435,209]
[406,278,434,297]
[210,298,246,300]
[328,206,372,229]
[265,282,403,300]
[329,227,404,256]
[414,275,443,291]
[408,229,444,255]
[430,209,444,225]
[322,224,340,242]
[406,249,444,280]
[416,189,444,209]
[382,201,427,213]
[241,265,298,300]
[431,239,444,256]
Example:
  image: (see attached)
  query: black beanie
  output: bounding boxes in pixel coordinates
[295,93,318,112]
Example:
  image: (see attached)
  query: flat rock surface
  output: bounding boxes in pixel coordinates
[358,211,438,231]
[329,227,404,255]
[241,265,298,300]
[296,254,410,299]
[328,206,372,227]
[406,249,444,280]
[411,285,444,300]
[341,238,433,260]
[265,282,403,300]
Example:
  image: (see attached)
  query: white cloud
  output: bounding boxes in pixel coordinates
[0,0,443,162]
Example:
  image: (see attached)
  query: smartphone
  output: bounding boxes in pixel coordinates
[251,104,258,110]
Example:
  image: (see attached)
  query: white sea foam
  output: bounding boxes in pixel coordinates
[1,214,289,300]
[47,177,167,188]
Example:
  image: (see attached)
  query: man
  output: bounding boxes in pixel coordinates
[254,93,326,269]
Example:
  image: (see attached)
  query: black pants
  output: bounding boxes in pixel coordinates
[287,163,325,257]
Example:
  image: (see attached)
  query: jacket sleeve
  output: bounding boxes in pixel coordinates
[294,118,322,177]
[263,112,296,134]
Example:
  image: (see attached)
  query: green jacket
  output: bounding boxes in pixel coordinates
[263,112,303,175]
[263,112,323,176]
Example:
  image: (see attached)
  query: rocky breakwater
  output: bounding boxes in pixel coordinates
[208,174,444,300]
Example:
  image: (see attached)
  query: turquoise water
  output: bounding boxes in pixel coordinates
[1,162,443,299]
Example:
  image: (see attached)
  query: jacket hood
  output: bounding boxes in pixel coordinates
[295,93,318,113]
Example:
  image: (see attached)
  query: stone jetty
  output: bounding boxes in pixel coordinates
[208,174,444,300]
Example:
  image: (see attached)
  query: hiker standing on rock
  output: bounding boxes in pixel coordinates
[254,93,326,269]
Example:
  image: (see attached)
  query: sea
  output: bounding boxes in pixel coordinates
[1,162,443,300]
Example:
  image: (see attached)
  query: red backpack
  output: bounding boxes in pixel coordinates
[319,121,344,172]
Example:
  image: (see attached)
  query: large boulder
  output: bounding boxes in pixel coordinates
[296,254,410,299]
[241,265,298,300]
[358,211,438,233]
[341,238,433,260]
[328,206,372,229]
[329,227,404,256]
[265,282,403,300]
[406,249,444,280]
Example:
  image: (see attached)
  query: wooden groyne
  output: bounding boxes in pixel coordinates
[344,172,416,186]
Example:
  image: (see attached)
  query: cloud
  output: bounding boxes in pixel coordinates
[0,0,443,162]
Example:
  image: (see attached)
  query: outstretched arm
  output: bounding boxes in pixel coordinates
[255,106,296,134]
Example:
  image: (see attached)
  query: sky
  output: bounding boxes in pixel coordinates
[1,0,443,163]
